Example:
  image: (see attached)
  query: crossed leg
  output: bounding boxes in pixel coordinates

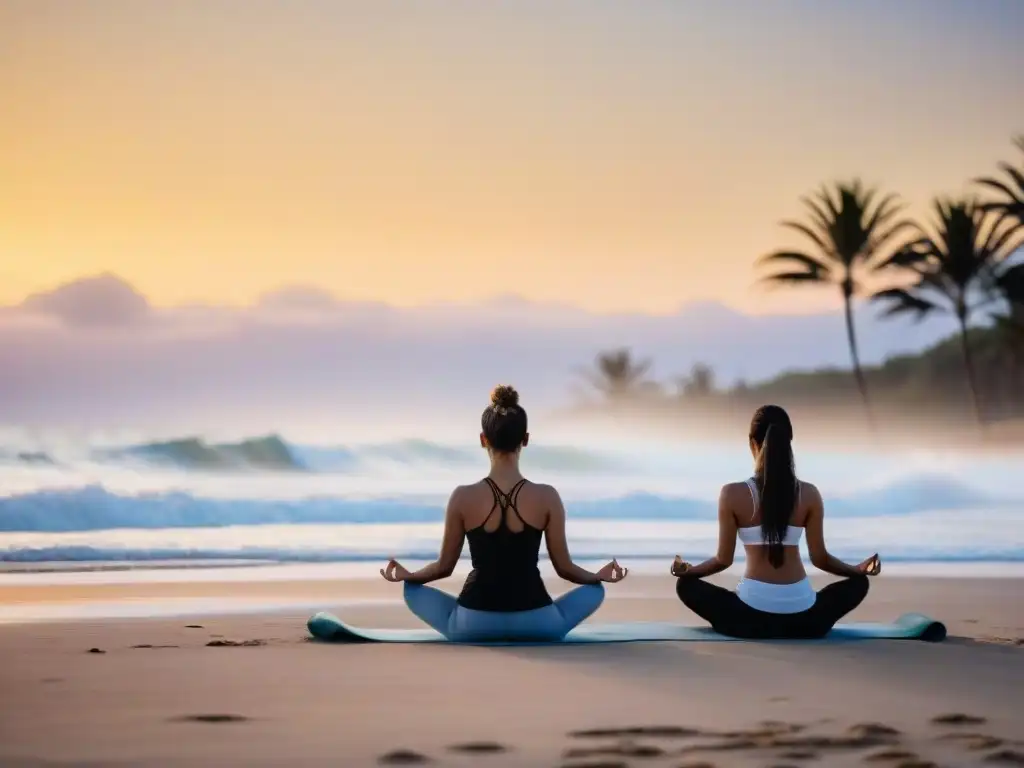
[676,575,870,639]
[403,583,458,635]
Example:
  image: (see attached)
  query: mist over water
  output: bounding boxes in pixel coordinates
[1,422,1022,568]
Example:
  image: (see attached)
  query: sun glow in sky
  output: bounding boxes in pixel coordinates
[2,0,1022,314]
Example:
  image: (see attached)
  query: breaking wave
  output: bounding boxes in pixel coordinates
[0,472,1011,534]
[0,433,622,475]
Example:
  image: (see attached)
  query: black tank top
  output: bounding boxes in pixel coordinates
[456,478,554,612]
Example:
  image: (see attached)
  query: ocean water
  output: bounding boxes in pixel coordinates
[1,431,1023,571]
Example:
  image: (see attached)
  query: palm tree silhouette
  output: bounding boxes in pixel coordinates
[757,180,914,422]
[872,199,1022,424]
[676,363,715,398]
[975,135,1024,225]
[581,348,653,401]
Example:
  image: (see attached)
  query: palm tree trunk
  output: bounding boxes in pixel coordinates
[957,314,984,426]
[842,293,874,429]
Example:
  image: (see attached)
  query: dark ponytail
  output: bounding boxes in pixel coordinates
[750,406,797,569]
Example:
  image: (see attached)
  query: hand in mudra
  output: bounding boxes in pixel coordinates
[380,559,411,582]
[857,554,882,576]
[670,555,693,577]
[596,559,628,583]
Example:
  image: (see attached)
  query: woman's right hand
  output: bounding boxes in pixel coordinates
[857,554,881,576]
[670,555,693,577]
[595,559,628,583]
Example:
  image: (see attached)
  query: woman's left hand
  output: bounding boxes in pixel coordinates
[380,559,411,582]
[670,555,693,577]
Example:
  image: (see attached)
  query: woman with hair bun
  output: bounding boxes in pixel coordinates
[380,384,627,641]
[673,404,880,639]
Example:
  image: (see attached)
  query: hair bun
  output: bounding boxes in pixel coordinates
[490,384,520,410]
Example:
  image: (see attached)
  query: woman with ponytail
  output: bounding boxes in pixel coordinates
[672,405,880,639]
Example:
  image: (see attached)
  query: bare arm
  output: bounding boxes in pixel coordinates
[678,484,737,578]
[543,487,603,585]
[403,488,466,585]
[803,483,873,578]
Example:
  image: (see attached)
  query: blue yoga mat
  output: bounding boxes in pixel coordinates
[307,612,946,644]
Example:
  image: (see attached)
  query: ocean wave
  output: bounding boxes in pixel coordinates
[3,512,1023,564]
[74,433,621,475]
[0,450,58,466]
[0,473,1009,533]
[98,434,305,472]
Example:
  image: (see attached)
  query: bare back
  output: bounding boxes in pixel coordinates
[725,478,817,585]
[457,479,551,533]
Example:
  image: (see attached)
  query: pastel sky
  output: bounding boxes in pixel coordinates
[2,0,1022,314]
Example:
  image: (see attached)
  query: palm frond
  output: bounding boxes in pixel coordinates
[871,288,941,320]
[779,220,829,254]
[995,263,1024,304]
[872,242,930,272]
[862,192,902,232]
[974,137,1024,222]
[800,192,836,240]
[760,271,829,286]
[757,250,832,277]
[975,178,1022,201]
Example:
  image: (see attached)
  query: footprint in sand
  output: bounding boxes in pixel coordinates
[569,726,703,739]
[765,733,898,752]
[185,624,204,629]
[557,762,628,768]
[985,750,1024,765]
[676,762,718,768]
[205,639,266,647]
[716,723,803,740]
[893,762,937,768]
[931,713,987,726]
[563,742,666,759]
[172,714,249,724]
[378,749,431,764]
[678,738,760,754]
[760,720,807,734]
[935,732,1004,750]
[778,751,818,761]
[447,741,509,754]
[86,647,106,654]
[131,644,179,649]
[863,748,921,763]
[848,723,902,738]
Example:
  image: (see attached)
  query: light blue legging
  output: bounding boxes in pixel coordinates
[403,582,605,642]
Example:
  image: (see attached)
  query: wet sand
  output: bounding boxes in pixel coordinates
[0,574,1022,767]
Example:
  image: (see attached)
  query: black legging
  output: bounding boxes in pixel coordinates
[676,575,869,639]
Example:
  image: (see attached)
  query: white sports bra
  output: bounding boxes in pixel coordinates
[736,477,804,546]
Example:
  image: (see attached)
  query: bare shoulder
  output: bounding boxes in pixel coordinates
[719,481,749,503]
[522,482,561,514]
[799,480,824,509]
[448,482,482,506]
[528,481,561,502]
[799,480,822,501]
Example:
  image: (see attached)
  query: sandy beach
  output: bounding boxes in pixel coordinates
[1,571,1022,768]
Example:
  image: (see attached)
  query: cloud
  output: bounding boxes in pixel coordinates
[0,274,957,430]
[256,285,343,312]
[20,273,151,328]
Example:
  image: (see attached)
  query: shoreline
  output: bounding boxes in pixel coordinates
[5,557,1024,579]
[4,566,1024,626]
